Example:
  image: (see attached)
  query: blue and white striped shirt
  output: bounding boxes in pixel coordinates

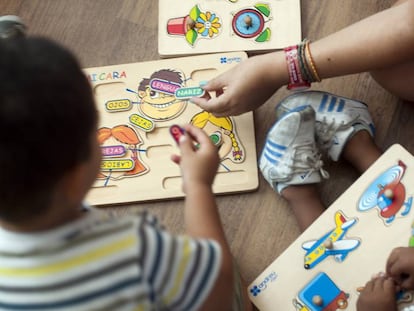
[0,207,221,310]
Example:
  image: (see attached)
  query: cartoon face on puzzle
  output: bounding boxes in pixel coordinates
[190,111,244,162]
[137,69,187,121]
[84,52,259,205]
[358,160,413,225]
[97,125,148,181]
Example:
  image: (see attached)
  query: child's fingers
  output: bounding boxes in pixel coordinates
[177,133,194,154]
[377,277,394,291]
[400,276,414,290]
[183,124,211,147]
[170,154,181,165]
[363,279,374,292]
[386,248,402,276]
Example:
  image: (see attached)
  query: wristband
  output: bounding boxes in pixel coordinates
[284,45,311,91]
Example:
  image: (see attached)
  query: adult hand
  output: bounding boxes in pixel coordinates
[191,51,288,117]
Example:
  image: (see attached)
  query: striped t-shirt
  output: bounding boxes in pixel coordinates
[0,207,222,310]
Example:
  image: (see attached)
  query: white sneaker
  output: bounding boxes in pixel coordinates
[0,15,26,39]
[275,91,375,161]
[259,105,329,194]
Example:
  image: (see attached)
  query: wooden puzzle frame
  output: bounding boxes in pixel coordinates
[84,52,259,206]
[158,0,302,57]
[249,144,414,311]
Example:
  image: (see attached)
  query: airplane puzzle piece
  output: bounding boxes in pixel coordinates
[302,211,360,269]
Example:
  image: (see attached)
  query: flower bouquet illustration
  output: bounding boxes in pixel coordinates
[166,5,222,46]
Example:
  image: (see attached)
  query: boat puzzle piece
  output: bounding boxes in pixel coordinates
[302,211,360,270]
[358,160,413,224]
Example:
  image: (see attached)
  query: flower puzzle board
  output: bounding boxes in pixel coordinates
[249,144,414,311]
[84,52,258,206]
[158,0,302,57]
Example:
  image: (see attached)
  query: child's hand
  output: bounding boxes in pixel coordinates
[387,247,414,290]
[191,52,285,117]
[356,277,397,311]
[170,124,219,194]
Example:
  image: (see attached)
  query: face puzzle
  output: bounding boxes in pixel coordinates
[84,52,258,206]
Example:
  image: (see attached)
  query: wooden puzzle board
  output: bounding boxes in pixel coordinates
[83,52,258,206]
[158,0,301,57]
[249,144,414,311]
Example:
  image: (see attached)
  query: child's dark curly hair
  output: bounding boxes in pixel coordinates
[0,37,97,222]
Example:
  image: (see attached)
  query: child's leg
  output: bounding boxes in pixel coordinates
[370,61,414,102]
[281,184,324,231]
[342,130,382,173]
[272,91,378,231]
[282,131,381,231]
[260,105,328,232]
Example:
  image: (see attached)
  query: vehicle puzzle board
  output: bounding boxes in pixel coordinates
[249,144,414,311]
[158,0,301,57]
[83,52,258,206]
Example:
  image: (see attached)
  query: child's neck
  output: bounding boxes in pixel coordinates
[0,203,85,233]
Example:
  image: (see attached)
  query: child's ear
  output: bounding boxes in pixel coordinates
[59,163,90,204]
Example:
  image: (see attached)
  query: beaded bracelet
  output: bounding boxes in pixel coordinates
[284,44,311,91]
[297,40,314,83]
[284,38,322,90]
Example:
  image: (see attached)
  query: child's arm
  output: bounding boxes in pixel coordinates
[171,124,234,311]
[192,0,414,117]
[387,246,414,290]
[356,276,397,311]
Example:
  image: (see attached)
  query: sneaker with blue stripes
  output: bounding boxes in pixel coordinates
[259,105,329,194]
[275,91,375,161]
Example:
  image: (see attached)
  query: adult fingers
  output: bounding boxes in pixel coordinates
[201,75,227,92]
[190,91,211,106]
[192,94,232,117]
